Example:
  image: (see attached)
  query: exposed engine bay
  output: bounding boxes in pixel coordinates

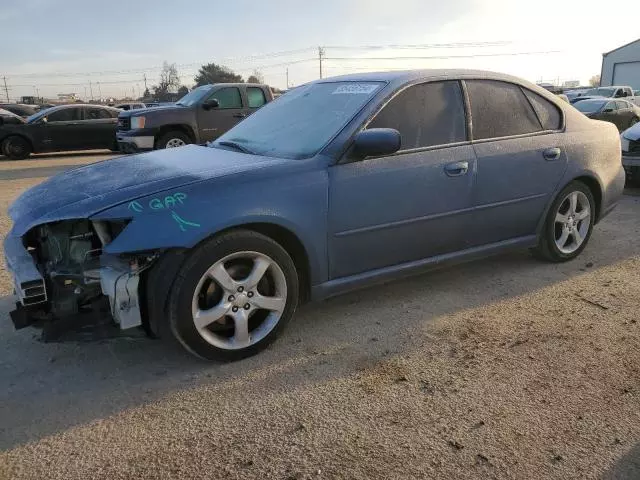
[9,219,157,340]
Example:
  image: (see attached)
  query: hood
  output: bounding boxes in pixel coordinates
[9,145,287,236]
[118,103,183,118]
[622,121,640,141]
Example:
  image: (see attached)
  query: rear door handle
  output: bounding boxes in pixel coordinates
[233,113,247,119]
[543,147,562,161]
[444,161,469,177]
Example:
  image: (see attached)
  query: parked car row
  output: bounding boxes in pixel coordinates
[0,84,273,159]
[0,104,121,159]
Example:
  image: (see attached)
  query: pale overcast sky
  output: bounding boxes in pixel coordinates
[1,0,637,100]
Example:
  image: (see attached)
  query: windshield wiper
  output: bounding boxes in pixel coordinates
[216,141,255,155]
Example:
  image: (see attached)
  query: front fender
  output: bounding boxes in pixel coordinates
[91,168,329,285]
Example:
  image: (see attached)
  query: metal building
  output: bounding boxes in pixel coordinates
[601,38,640,89]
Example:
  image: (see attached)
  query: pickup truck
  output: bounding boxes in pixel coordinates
[116,83,273,152]
[570,85,639,106]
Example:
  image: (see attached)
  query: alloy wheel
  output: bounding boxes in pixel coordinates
[166,138,186,148]
[191,251,287,350]
[553,191,591,254]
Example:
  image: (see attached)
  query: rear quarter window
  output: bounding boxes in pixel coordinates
[523,89,562,130]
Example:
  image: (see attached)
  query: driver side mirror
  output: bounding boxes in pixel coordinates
[603,108,613,113]
[352,128,401,159]
[202,99,219,110]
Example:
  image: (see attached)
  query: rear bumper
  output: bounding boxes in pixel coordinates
[622,154,640,179]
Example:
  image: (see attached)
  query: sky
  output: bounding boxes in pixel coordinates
[1,0,638,101]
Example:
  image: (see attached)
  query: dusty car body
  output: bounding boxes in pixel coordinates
[4,69,625,360]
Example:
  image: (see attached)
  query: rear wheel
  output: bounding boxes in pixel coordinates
[2,136,32,160]
[532,181,595,262]
[156,131,191,150]
[168,230,299,361]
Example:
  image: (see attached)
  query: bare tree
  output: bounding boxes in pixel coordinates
[154,62,181,100]
[589,75,601,87]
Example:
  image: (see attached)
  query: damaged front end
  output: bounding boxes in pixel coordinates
[5,219,157,341]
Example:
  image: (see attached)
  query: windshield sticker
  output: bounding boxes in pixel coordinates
[332,84,379,95]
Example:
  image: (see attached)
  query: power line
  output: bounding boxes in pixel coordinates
[324,50,560,61]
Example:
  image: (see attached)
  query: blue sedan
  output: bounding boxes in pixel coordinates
[4,70,625,360]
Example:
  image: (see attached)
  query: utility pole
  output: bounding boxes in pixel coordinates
[97,82,102,100]
[89,81,93,101]
[286,67,289,88]
[84,86,87,100]
[2,77,9,102]
[143,74,148,93]
[318,47,325,79]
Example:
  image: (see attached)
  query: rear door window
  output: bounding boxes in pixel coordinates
[85,107,113,120]
[616,100,629,110]
[208,87,242,109]
[522,89,562,130]
[47,108,81,122]
[466,80,542,140]
[247,87,267,108]
[367,80,467,149]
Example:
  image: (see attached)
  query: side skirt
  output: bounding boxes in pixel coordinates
[311,235,538,301]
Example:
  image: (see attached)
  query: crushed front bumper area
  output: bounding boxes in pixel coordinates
[3,229,150,340]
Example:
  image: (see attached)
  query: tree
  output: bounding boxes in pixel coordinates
[143,88,151,98]
[177,85,189,97]
[194,63,243,86]
[589,75,601,87]
[247,69,264,84]
[153,61,181,101]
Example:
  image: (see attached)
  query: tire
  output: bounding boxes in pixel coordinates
[629,117,639,129]
[156,131,191,150]
[532,181,596,262]
[168,230,299,361]
[2,136,32,160]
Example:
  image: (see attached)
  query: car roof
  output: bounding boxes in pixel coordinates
[44,104,121,113]
[0,107,23,119]
[313,69,537,85]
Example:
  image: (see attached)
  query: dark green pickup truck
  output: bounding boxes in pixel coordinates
[116,83,273,152]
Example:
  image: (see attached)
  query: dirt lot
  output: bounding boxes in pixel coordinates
[0,154,639,479]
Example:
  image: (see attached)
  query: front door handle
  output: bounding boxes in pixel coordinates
[444,161,469,177]
[543,147,562,161]
[233,113,247,119]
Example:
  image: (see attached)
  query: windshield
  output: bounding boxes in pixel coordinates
[574,100,606,113]
[26,110,47,123]
[585,87,615,97]
[213,81,384,159]
[176,85,213,106]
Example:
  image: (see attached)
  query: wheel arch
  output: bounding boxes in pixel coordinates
[155,124,197,145]
[192,222,313,304]
[1,133,35,154]
[536,172,604,237]
[572,174,603,222]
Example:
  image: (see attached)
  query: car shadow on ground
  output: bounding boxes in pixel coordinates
[9,150,115,160]
[602,442,640,479]
[0,191,638,452]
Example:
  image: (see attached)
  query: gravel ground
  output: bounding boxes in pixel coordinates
[0,162,639,479]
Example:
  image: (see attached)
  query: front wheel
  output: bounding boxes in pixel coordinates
[156,130,191,150]
[532,181,595,262]
[168,230,299,361]
[629,117,639,129]
[2,136,32,160]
